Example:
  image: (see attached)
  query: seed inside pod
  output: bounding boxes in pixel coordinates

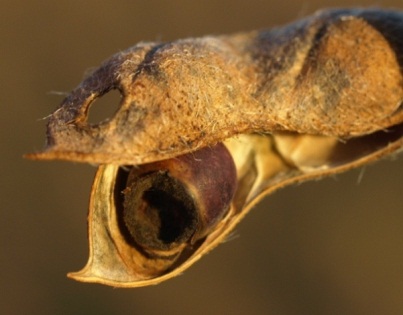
[123,171,198,251]
[121,143,237,256]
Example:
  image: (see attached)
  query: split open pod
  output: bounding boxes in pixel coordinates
[28,8,403,287]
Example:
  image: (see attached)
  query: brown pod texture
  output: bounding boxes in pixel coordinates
[27,8,403,287]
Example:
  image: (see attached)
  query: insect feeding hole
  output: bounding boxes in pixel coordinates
[87,89,122,126]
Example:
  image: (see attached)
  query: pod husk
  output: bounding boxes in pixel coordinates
[27,8,403,287]
[27,8,403,165]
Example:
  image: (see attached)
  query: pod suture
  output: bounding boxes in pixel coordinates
[27,8,403,287]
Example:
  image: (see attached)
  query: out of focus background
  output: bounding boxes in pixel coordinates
[2,1,403,314]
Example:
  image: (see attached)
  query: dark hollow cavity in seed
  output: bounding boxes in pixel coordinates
[121,143,238,253]
[123,171,198,251]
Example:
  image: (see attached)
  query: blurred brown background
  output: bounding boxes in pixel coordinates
[2,0,403,314]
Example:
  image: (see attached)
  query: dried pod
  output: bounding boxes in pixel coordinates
[27,8,403,287]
